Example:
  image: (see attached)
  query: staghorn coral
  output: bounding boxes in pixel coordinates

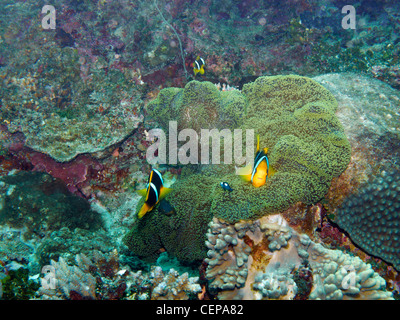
[204,215,393,300]
[335,169,400,271]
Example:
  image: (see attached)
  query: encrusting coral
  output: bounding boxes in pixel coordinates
[0,171,103,237]
[204,215,393,300]
[335,169,400,271]
[125,75,351,263]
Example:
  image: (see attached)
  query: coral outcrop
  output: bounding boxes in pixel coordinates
[2,45,144,162]
[125,75,351,262]
[335,169,400,271]
[0,171,103,237]
[36,251,201,300]
[312,73,400,271]
[204,215,393,300]
[313,73,400,207]
[123,171,215,262]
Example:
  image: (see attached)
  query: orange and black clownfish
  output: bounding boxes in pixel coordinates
[193,56,205,76]
[136,169,172,219]
[238,135,275,187]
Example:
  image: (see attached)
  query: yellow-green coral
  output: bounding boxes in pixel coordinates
[123,172,215,262]
[146,80,246,133]
[209,76,351,222]
[125,75,351,261]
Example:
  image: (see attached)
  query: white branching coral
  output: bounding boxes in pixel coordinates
[36,251,201,300]
[38,255,97,300]
[149,266,201,300]
[205,215,393,300]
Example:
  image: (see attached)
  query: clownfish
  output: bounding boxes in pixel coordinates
[136,169,172,219]
[237,135,275,187]
[193,56,205,76]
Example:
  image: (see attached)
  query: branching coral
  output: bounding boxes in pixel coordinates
[36,251,201,300]
[204,215,393,300]
[38,254,97,300]
[147,266,201,300]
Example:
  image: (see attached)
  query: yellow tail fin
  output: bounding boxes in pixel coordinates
[159,187,172,200]
[136,188,147,197]
[138,202,152,219]
[268,165,276,177]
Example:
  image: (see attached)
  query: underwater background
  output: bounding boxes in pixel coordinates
[0,0,399,300]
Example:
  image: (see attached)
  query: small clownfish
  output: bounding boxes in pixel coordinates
[193,56,205,76]
[237,135,275,187]
[220,181,233,192]
[136,169,172,219]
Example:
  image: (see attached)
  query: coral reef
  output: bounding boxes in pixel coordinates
[35,226,114,268]
[335,169,400,271]
[313,73,400,272]
[0,0,399,301]
[146,79,246,134]
[36,251,201,300]
[0,171,103,238]
[30,153,102,196]
[0,262,39,300]
[126,75,350,263]
[204,215,393,300]
[314,73,400,153]
[2,50,144,162]
[123,171,215,262]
